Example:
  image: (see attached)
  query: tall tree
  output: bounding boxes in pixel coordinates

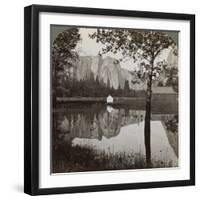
[90,29,177,165]
[124,80,130,95]
[52,28,80,89]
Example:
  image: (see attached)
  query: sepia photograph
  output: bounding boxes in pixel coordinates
[24,5,195,195]
[51,25,179,174]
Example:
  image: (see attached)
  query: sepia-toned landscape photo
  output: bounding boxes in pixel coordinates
[51,25,179,173]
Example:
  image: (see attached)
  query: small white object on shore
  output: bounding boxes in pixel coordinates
[106,95,113,103]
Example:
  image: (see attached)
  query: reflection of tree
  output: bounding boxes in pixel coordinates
[163,115,178,157]
[165,115,178,133]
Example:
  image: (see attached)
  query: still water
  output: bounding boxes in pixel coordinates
[52,103,178,173]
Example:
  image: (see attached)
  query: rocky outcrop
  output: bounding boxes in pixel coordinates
[71,56,143,90]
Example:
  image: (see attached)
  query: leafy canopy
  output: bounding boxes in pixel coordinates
[52,28,81,73]
[90,29,177,82]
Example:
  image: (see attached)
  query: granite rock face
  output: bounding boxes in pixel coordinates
[72,56,143,90]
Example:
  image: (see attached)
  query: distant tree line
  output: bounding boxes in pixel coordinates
[157,66,178,92]
[55,74,145,98]
[165,67,178,92]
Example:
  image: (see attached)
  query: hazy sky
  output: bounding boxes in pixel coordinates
[51,26,178,71]
[75,28,136,70]
[76,28,173,71]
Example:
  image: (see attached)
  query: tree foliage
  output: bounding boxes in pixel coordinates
[59,77,141,98]
[90,29,177,86]
[90,29,178,165]
[52,28,81,85]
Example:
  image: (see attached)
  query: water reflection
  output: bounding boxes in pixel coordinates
[52,103,178,173]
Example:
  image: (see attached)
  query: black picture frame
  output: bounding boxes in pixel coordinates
[24,4,195,196]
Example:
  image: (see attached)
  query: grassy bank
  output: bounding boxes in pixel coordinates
[52,143,177,173]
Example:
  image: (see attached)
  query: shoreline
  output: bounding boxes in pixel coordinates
[56,96,145,103]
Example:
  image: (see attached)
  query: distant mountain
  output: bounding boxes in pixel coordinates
[73,56,144,90]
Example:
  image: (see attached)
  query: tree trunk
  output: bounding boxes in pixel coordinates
[144,61,153,167]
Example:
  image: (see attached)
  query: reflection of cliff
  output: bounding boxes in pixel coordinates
[58,108,145,141]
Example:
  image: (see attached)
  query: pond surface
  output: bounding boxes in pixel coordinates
[52,103,178,173]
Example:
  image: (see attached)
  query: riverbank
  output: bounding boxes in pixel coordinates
[52,143,177,173]
[55,96,178,114]
[56,96,145,103]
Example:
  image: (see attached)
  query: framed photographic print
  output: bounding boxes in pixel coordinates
[24,4,195,195]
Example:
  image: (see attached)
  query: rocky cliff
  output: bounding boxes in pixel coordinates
[72,56,143,90]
